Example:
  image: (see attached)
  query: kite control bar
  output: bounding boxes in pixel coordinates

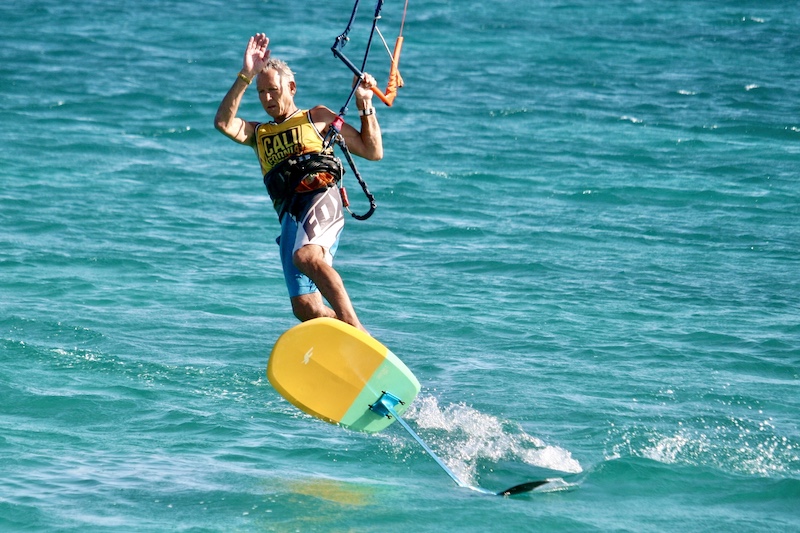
[331,0,406,109]
[324,0,408,220]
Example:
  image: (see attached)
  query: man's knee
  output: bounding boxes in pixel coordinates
[292,245,325,275]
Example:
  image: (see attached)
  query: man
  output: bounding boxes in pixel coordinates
[214,33,382,333]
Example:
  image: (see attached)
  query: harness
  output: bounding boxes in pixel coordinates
[263,152,345,218]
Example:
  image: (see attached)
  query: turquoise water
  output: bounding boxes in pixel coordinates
[2,0,799,530]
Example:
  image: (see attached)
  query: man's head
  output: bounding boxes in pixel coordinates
[257,58,297,121]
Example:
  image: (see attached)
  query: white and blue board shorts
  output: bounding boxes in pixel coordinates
[278,186,345,298]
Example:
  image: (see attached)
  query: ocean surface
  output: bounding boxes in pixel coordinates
[2,0,799,531]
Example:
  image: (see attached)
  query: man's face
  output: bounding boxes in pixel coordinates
[257,69,296,121]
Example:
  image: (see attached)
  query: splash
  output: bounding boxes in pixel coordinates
[606,416,799,477]
[403,395,582,484]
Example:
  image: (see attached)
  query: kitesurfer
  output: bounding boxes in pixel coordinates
[214,33,382,333]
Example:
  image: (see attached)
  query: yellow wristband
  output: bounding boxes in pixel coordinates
[237,72,252,85]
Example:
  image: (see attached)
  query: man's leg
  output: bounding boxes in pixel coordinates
[292,244,366,332]
[290,291,336,322]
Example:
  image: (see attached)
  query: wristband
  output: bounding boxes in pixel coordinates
[237,72,252,85]
[358,107,375,117]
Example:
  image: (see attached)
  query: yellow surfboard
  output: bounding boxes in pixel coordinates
[267,318,420,433]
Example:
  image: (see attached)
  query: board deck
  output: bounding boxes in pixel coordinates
[267,317,420,433]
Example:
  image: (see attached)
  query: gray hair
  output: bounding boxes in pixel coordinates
[262,57,295,83]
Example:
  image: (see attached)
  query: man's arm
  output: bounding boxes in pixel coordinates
[214,33,271,146]
[313,74,384,161]
[214,75,256,145]
[350,101,384,161]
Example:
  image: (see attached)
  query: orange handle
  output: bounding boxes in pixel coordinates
[371,86,393,106]
[370,36,405,107]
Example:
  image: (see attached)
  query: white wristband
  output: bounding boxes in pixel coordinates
[358,107,375,117]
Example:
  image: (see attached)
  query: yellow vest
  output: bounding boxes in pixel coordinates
[255,111,341,213]
[255,110,328,176]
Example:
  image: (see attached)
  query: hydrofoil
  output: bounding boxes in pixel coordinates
[267,317,551,496]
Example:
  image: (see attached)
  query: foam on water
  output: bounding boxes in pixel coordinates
[406,395,583,484]
[607,415,799,478]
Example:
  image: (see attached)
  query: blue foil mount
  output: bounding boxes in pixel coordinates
[370,391,402,418]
